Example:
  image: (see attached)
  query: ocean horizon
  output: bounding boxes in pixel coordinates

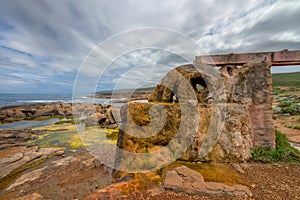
[0,93,110,107]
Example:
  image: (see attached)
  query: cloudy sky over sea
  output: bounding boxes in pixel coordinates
[0,0,299,94]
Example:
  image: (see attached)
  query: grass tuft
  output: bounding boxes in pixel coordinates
[252,130,300,163]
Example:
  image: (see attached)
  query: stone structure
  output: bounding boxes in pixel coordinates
[115,50,300,169]
[115,61,273,168]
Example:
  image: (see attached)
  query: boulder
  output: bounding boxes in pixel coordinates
[0,103,119,128]
[85,113,107,126]
[106,107,116,124]
[163,166,252,197]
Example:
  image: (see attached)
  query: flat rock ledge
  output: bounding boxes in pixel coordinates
[0,147,62,179]
[163,166,252,198]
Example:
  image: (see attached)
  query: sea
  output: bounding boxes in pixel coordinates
[0,93,113,129]
[0,93,110,108]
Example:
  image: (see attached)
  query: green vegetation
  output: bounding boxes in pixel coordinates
[28,125,117,151]
[30,131,84,149]
[273,94,300,115]
[272,87,285,95]
[252,130,300,163]
[54,119,75,125]
[279,101,292,107]
[103,128,119,140]
[272,72,300,88]
[281,105,296,114]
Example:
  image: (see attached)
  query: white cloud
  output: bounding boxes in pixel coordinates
[0,0,299,93]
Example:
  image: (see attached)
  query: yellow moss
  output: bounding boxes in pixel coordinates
[79,127,118,146]
[33,123,77,131]
[29,124,117,150]
[102,127,119,134]
[69,135,84,148]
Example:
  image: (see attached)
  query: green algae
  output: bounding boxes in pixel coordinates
[32,123,77,132]
[102,128,119,140]
[54,119,75,125]
[29,124,117,151]
[78,126,117,146]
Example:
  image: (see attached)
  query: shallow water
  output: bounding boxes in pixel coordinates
[0,118,59,130]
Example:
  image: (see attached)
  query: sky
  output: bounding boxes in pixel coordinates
[0,0,299,94]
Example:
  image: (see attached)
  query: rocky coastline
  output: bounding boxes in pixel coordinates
[0,83,300,199]
[0,102,119,127]
[93,87,154,103]
[0,102,120,199]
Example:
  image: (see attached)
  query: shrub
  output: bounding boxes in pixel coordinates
[272,87,284,95]
[281,105,296,114]
[279,101,292,107]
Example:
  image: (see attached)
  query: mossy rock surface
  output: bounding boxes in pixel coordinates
[29,124,117,151]
[162,161,245,186]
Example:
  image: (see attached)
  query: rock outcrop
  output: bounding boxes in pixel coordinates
[0,103,73,123]
[0,103,119,128]
[0,129,38,149]
[2,151,112,200]
[0,146,62,179]
[163,166,252,197]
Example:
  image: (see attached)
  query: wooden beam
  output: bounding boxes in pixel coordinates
[194,49,300,66]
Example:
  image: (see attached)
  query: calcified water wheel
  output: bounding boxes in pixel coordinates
[72,27,226,173]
